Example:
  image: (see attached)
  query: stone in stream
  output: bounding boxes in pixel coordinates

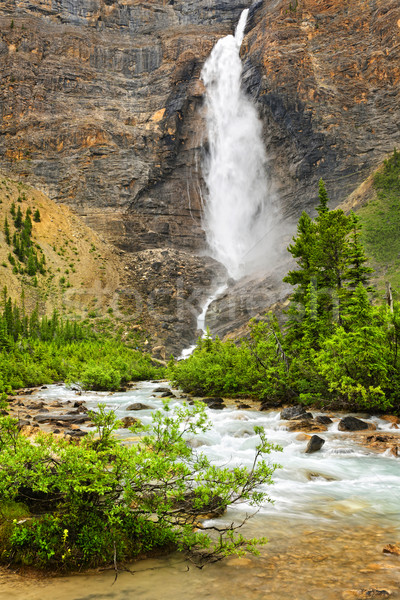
[120,416,139,428]
[342,589,391,599]
[280,405,309,420]
[286,420,327,433]
[126,403,153,411]
[153,387,173,394]
[33,414,90,425]
[338,416,370,431]
[315,415,333,425]
[305,435,325,453]
[201,397,226,409]
[383,543,400,556]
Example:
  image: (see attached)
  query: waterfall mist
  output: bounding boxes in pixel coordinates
[201,9,278,280]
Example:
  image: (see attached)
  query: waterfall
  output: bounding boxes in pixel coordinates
[201,9,276,280]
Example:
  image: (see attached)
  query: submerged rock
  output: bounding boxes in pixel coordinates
[126,403,153,411]
[383,544,400,556]
[286,420,327,433]
[305,435,325,454]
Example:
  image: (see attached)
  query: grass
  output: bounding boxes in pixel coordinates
[358,149,400,295]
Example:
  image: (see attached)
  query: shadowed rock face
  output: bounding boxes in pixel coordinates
[1,0,400,351]
[244,0,400,220]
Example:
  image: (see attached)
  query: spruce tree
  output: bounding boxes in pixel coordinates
[4,217,10,245]
[345,212,373,290]
[316,178,329,218]
[14,205,23,229]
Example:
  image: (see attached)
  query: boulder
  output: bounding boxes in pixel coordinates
[120,416,139,428]
[201,397,224,405]
[305,435,325,454]
[127,403,153,411]
[280,405,308,420]
[153,387,173,394]
[33,414,90,425]
[286,420,328,433]
[338,416,370,431]
[315,415,333,425]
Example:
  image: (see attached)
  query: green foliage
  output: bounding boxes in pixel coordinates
[171,178,400,413]
[0,288,164,392]
[33,209,41,222]
[358,149,400,290]
[0,403,280,569]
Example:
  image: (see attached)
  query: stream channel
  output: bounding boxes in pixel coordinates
[2,381,400,599]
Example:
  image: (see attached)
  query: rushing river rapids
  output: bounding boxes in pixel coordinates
[1,382,399,600]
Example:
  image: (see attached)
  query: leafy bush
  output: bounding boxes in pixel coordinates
[0,403,280,570]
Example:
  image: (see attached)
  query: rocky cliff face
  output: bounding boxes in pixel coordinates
[244,0,400,219]
[0,0,250,255]
[1,0,399,352]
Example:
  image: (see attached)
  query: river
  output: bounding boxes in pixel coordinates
[1,382,399,599]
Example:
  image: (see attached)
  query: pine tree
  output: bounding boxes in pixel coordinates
[345,212,373,290]
[4,217,10,245]
[33,208,41,222]
[316,178,329,218]
[283,212,317,305]
[14,206,23,229]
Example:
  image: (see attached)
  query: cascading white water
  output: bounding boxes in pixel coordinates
[201,9,277,280]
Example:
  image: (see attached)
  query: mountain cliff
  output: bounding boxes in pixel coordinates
[0,0,399,352]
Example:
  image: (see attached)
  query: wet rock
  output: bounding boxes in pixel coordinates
[208,402,225,410]
[160,391,176,398]
[338,416,370,431]
[201,397,224,405]
[362,433,400,456]
[126,403,153,411]
[305,471,337,482]
[33,414,90,425]
[38,408,49,413]
[153,387,173,394]
[305,435,325,454]
[382,544,400,556]
[259,399,283,410]
[286,420,327,433]
[17,419,31,429]
[120,416,139,429]
[68,429,88,438]
[315,415,333,425]
[342,590,391,599]
[25,401,45,409]
[237,403,251,409]
[280,405,308,420]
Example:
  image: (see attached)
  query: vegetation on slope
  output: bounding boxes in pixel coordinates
[357,149,400,293]
[0,288,163,399]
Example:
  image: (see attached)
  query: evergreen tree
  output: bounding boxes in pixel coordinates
[345,212,373,290]
[4,218,10,245]
[316,178,329,218]
[33,208,41,222]
[14,206,23,229]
